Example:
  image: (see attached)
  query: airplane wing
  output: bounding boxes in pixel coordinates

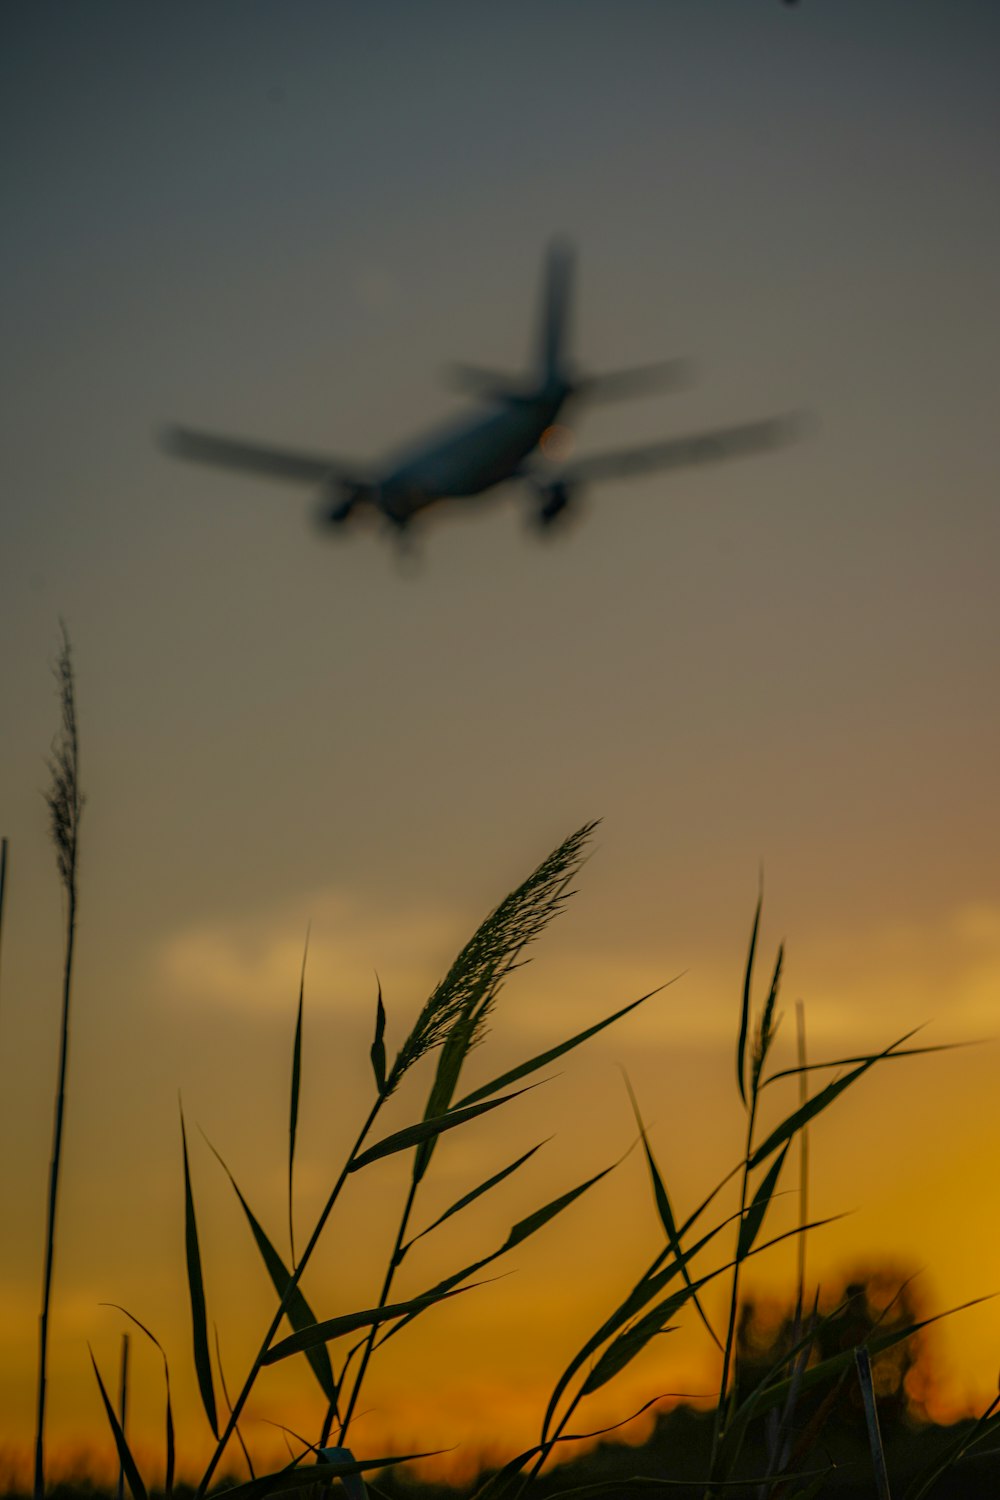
[162,425,361,485]
[549,412,807,485]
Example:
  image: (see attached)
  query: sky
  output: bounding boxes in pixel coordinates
[2,0,999,1486]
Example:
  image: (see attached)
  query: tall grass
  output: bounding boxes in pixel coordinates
[17,632,1000,1500]
[183,818,661,1499]
[35,622,84,1500]
[468,900,980,1500]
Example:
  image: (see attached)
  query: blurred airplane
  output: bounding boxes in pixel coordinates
[163,242,801,539]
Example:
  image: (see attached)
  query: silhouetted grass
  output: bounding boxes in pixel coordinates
[36,622,85,1500]
[14,632,1000,1500]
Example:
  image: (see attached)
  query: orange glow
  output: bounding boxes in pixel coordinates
[539,423,573,460]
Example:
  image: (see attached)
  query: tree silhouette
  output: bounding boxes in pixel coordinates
[735,1265,931,1432]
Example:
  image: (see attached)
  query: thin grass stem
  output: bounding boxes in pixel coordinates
[336,1175,420,1443]
[34,623,83,1500]
[116,1333,130,1500]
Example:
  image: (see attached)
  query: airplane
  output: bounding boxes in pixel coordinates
[162,242,802,540]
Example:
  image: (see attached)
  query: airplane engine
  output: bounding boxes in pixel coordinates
[532,480,576,530]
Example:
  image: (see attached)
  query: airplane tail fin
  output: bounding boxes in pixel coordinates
[535,239,574,389]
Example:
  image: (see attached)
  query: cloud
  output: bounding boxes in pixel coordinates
[152,885,1000,1068]
[154,885,460,1015]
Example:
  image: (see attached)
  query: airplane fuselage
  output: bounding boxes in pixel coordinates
[377,390,566,521]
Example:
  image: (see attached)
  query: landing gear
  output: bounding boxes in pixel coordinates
[534,481,573,529]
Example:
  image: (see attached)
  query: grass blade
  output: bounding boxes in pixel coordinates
[101,1305,174,1498]
[378,1159,621,1350]
[907,1390,1000,1500]
[736,888,762,1109]
[349,1088,530,1172]
[730,1294,995,1434]
[411,1013,478,1185]
[578,1211,845,1406]
[373,1167,624,1362]
[855,1345,892,1500]
[401,1139,549,1259]
[215,1324,255,1480]
[204,1136,336,1402]
[736,1141,790,1261]
[219,1451,447,1500]
[370,978,386,1096]
[180,1106,218,1439]
[748,1029,923,1169]
[288,934,308,1267]
[539,1195,741,1445]
[89,1348,148,1500]
[761,1037,971,1087]
[579,1271,716,1395]
[263,1286,475,1363]
[115,1333,130,1500]
[470,1395,674,1500]
[625,1077,721,1351]
[505,1158,618,1250]
[456,984,670,1109]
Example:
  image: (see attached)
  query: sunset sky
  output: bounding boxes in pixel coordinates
[2,0,999,1487]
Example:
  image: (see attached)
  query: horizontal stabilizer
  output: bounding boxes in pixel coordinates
[577,358,695,403]
[553,412,809,485]
[162,426,358,485]
[442,364,536,402]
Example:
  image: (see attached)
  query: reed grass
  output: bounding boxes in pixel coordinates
[35,622,85,1500]
[16,632,998,1500]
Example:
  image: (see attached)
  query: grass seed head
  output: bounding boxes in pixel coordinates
[386,821,597,1094]
[44,622,84,896]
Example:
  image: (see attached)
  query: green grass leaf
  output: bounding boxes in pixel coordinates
[263,1287,474,1363]
[288,936,307,1266]
[728,1294,995,1437]
[370,979,387,1096]
[456,985,669,1110]
[412,1014,478,1184]
[748,1029,923,1169]
[761,1035,969,1088]
[100,1305,174,1498]
[505,1159,618,1250]
[540,1203,738,1444]
[89,1347,148,1500]
[736,889,762,1109]
[579,1271,713,1394]
[736,1141,790,1261]
[750,945,783,1092]
[377,1161,620,1351]
[854,1346,892,1500]
[203,1138,337,1401]
[180,1106,218,1440]
[625,1078,721,1351]
[349,1088,529,1172]
[219,1451,447,1500]
[906,1392,1000,1500]
[401,1139,549,1259]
